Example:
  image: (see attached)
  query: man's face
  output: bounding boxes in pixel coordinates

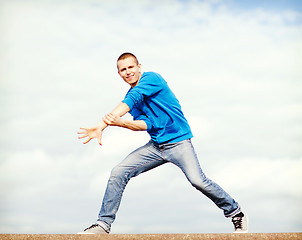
[117,57,142,88]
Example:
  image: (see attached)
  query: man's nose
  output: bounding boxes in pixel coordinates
[126,68,131,74]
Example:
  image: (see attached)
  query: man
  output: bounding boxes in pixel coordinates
[77,52,248,234]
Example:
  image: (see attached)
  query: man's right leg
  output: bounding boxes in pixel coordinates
[96,141,166,233]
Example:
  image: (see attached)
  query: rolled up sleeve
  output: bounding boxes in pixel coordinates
[129,107,153,131]
[122,91,143,110]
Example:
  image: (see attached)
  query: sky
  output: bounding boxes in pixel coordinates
[0,0,301,234]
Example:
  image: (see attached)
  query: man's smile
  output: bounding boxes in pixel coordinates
[117,56,142,87]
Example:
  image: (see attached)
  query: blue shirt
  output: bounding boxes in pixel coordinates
[122,72,193,144]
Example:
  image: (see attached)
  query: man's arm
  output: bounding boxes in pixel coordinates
[110,102,131,117]
[78,102,131,145]
[103,113,147,131]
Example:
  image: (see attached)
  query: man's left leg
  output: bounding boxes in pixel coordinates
[163,139,248,232]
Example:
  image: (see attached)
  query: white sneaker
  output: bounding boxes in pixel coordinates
[77,224,109,234]
[232,212,248,233]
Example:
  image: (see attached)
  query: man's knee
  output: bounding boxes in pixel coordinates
[109,165,125,180]
[190,176,211,191]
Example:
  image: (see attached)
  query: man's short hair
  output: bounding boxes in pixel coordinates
[117,52,139,65]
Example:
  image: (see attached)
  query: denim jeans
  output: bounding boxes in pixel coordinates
[96,139,241,232]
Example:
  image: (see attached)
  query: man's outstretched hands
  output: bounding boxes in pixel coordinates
[77,113,121,146]
[77,125,104,145]
[78,103,131,146]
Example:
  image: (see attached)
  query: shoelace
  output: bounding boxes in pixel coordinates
[84,224,99,231]
[232,217,243,229]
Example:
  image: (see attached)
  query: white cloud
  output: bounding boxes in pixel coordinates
[211,157,302,197]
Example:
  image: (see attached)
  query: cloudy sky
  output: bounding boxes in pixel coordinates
[0,0,301,234]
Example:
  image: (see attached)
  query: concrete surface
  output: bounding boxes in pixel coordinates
[0,233,301,240]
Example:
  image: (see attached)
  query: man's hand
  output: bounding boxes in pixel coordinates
[77,125,104,145]
[77,102,130,146]
[103,113,123,127]
[103,113,147,131]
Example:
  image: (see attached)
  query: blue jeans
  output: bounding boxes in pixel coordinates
[96,139,241,232]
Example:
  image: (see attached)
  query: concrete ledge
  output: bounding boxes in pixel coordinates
[0,233,301,240]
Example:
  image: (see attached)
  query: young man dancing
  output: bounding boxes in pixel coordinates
[77,52,248,234]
